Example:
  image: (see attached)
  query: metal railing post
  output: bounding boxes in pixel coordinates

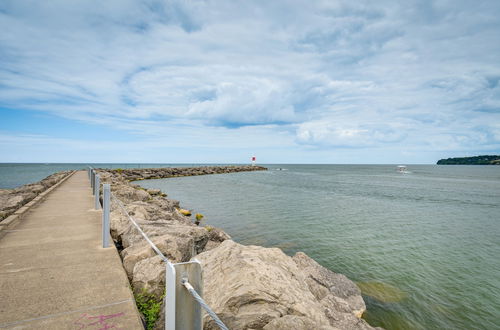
[91,170,95,192]
[166,261,203,330]
[94,174,100,210]
[102,184,110,247]
[111,191,219,329]
[166,262,176,330]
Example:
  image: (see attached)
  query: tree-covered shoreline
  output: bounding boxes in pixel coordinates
[437,155,500,165]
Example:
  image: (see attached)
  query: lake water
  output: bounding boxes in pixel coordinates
[136,165,500,330]
[2,164,499,329]
[0,163,224,189]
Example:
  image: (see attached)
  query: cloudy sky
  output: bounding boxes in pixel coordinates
[1,0,499,164]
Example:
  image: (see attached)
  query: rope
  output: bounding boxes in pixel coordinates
[111,191,228,329]
[182,279,229,330]
[110,192,169,263]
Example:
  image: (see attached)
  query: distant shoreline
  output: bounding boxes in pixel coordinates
[437,155,500,165]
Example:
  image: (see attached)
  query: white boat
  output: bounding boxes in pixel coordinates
[397,165,408,173]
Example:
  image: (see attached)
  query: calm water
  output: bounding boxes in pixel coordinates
[136,165,500,330]
[2,164,499,329]
[0,163,227,189]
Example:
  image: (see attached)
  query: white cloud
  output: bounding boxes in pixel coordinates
[296,120,406,148]
[1,0,499,162]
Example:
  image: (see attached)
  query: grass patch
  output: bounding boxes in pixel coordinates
[134,289,163,329]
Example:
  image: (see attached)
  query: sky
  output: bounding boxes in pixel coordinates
[1,0,500,164]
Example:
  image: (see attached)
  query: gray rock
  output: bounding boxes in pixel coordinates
[148,189,162,196]
[203,227,232,252]
[121,234,195,278]
[132,255,165,298]
[5,193,34,209]
[263,315,337,330]
[196,240,375,330]
[293,252,366,318]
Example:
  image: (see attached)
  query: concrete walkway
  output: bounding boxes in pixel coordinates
[0,171,143,329]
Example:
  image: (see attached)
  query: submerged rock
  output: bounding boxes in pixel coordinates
[356,281,408,303]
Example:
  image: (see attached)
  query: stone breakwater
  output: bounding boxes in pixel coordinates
[102,166,379,329]
[98,166,379,329]
[0,171,71,222]
[110,165,268,182]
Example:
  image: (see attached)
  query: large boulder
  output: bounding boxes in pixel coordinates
[109,202,150,242]
[195,240,376,330]
[25,184,45,194]
[292,252,367,320]
[109,208,133,240]
[120,222,209,251]
[3,195,25,209]
[132,255,165,298]
[4,193,35,210]
[121,234,195,278]
[112,184,151,203]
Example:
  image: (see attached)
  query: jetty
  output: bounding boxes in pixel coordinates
[0,171,143,329]
[0,165,376,330]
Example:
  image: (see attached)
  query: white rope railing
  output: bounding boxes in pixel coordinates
[182,279,229,330]
[111,192,169,263]
[109,190,229,330]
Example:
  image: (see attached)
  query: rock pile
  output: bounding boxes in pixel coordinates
[95,166,379,330]
[0,171,70,222]
[196,241,375,330]
[108,165,267,182]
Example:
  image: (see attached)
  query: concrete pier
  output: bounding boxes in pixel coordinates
[0,171,143,329]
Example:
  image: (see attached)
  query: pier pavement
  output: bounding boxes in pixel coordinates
[0,171,143,329]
